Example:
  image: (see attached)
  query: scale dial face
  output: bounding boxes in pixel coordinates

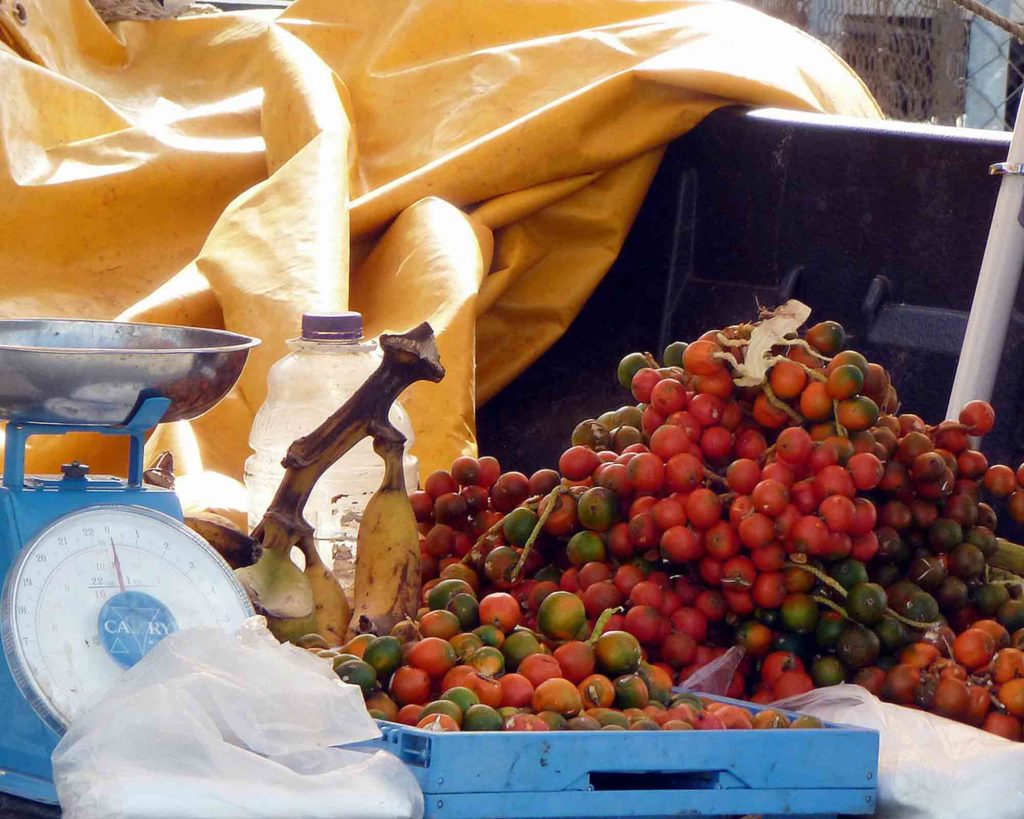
[1,505,253,732]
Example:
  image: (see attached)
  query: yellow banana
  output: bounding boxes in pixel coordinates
[298,536,351,647]
[185,511,262,569]
[350,428,420,637]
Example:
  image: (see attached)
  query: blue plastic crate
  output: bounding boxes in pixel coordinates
[361,693,878,819]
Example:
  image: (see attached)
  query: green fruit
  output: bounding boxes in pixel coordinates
[902,592,940,624]
[536,711,568,730]
[362,636,403,678]
[663,341,688,368]
[815,611,845,649]
[601,724,627,731]
[446,594,480,632]
[948,543,985,580]
[296,633,329,649]
[781,593,820,634]
[998,599,1024,632]
[566,530,607,566]
[462,704,502,731]
[497,706,523,722]
[594,630,643,676]
[441,686,480,714]
[886,580,923,610]
[877,528,910,563]
[870,562,902,589]
[976,583,1011,617]
[614,406,644,430]
[790,715,824,729]
[334,659,378,695]
[427,579,474,611]
[420,699,463,726]
[617,352,650,390]
[572,419,612,450]
[771,631,817,664]
[567,715,602,730]
[473,624,505,648]
[832,559,869,591]
[611,425,643,451]
[613,674,649,709]
[503,507,540,548]
[935,576,969,612]
[577,487,619,533]
[755,607,780,628]
[907,555,946,592]
[629,718,660,731]
[836,626,880,669]
[594,709,630,728]
[847,582,888,626]
[534,565,563,584]
[967,526,998,558]
[928,518,963,553]
[811,655,847,687]
[874,616,910,653]
[501,630,542,671]
[876,654,897,672]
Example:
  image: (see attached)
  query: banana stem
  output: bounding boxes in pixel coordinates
[510,486,568,583]
[252,323,444,555]
[588,607,621,645]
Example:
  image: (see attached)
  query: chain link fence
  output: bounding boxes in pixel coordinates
[747,0,1024,129]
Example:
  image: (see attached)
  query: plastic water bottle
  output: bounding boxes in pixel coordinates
[244,312,418,594]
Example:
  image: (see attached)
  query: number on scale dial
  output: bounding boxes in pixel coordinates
[2,505,253,731]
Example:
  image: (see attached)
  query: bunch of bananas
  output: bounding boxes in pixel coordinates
[173,323,444,647]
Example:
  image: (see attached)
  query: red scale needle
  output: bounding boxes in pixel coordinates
[111,539,126,593]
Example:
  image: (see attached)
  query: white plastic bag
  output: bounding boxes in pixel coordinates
[774,683,1024,819]
[53,617,423,819]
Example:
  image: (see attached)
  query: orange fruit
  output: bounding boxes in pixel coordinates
[993,648,1024,685]
[952,628,996,671]
[408,637,458,678]
[799,382,833,422]
[518,653,563,689]
[577,674,615,709]
[365,692,399,722]
[466,671,503,708]
[973,619,1011,649]
[390,666,431,706]
[498,673,534,707]
[537,591,587,641]
[417,713,460,732]
[342,633,374,658]
[899,642,940,669]
[419,610,461,639]
[933,678,969,721]
[998,677,1024,717]
[553,641,596,684]
[441,664,477,692]
[478,593,521,633]
[532,677,583,717]
[984,711,1022,740]
[397,704,424,725]
[965,684,990,726]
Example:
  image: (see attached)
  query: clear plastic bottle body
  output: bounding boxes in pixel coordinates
[243,335,418,595]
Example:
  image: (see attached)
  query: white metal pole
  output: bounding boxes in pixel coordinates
[946,102,1024,418]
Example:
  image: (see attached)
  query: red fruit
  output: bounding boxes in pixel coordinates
[751,541,786,571]
[819,494,856,533]
[790,515,829,555]
[700,426,733,461]
[738,512,774,550]
[631,368,662,403]
[695,590,727,622]
[450,456,481,487]
[721,401,744,431]
[698,556,723,586]
[752,480,789,516]
[666,453,704,494]
[491,472,531,512]
[734,428,768,460]
[476,456,501,487]
[661,525,702,563]
[790,479,821,515]
[774,505,800,539]
[577,561,612,591]
[761,651,805,686]
[660,632,697,668]
[559,567,580,593]
[850,497,877,535]
[821,531,852,561]
[624,605,664,644]
[726,459,762,494]
[729,494,755,528]
[723,590,754,616]
[614,564,644,597]
[814,464,856,498]
[425,470,459,499]
[630,580,665,609]
[628,512,659,550]
[559,446,600,482]
[410,491,434,522]
[752,571,786,609]
[808,442,840,473]
[651,378,687,416]
[847,452,883,490]
[424,524,456,558]
[721,555,756,590]
[650,426,691,461]
[985,465,1016,498]
[607,523,633,560]
[582,581,623,619]
[959,400,995,435]
[773,670,815,699]
[652,497,687,530]
[684,489,720,529]
[671,607,708,642]
[761,462,795,488]
[529,468,562,497]
[776,427,813,465]
[666,410,702,441]
[690,393,725,427]
[627,453,666,494]
[705,521,740,560]
[850,531,879,562]
[641,406,667,437]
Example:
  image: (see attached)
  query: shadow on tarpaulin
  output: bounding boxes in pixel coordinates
[479,105,1024,515]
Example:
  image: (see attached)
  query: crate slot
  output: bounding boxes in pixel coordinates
[588,770,734,791]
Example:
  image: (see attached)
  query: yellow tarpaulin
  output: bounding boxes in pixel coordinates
[0,0,879,517]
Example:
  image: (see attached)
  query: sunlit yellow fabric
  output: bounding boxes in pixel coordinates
[0,0,879,514]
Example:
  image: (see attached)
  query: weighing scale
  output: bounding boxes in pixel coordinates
[0,319,260,805]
